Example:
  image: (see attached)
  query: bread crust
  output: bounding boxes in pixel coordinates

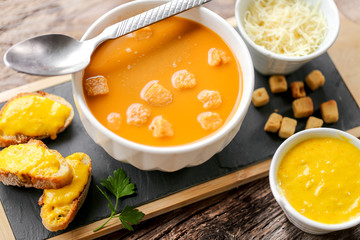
[38,153,92,232]
[0,91,74,147]
[0,139,72,189]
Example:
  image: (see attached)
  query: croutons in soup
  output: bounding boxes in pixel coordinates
[83,17,241,146]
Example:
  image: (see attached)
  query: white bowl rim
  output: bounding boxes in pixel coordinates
[72,0,255,155]
[269,128,360,231]
[235,0,340,62]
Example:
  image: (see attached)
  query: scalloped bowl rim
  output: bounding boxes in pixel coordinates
[72,0,254,156]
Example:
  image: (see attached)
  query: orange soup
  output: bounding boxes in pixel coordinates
[83,16,241,146]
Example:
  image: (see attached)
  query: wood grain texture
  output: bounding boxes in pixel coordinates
[100,178,360,240]
[0,0,130,91]
[335,0,360,24]
[0,201,14,240]
[0,0,234,92]
[0,75,71,103]
[1,0,360,239]
[48,159,270,240]
[328,13,360,107]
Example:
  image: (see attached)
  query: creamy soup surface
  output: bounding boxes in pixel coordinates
[278,137,360,224]
[83,16,241,146]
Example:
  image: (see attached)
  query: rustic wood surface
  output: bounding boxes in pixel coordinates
[0,0,235,92]
[100,179,360,240]
[1,0,360,239]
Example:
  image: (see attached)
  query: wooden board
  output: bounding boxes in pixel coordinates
[0,13,360,240]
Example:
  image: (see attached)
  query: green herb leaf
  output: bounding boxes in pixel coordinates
[118,206,145,231]
[120,220,134,231]
[96,185,115,213]
[100,169,136,199]
[94,169,145,232]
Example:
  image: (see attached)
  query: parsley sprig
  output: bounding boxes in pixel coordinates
[94,169,145,232]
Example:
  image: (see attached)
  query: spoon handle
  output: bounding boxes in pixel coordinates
[98,0,212,41]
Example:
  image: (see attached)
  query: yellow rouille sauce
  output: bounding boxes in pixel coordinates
[42,153,90,225]
[0,144,60,178]
[0,95,71,139]
[278,137,360,224]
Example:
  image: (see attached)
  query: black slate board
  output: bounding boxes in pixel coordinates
[1,53,360,240]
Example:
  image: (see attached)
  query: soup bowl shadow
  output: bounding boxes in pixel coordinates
[72,0,254,171]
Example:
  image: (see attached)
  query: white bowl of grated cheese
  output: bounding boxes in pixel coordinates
[235,0,340,75]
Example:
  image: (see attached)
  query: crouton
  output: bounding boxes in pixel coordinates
[269,75,287,93]
[197,112,223,130]
[149,116,174,138]
[84,75,109,96]
[198,90,222,110]
[305,116,324,129]
[171,70,197,90]
[141,80,173,107]
[126,103,151,126]
[264,113,283,133]
[279,117,297,139]
[320,100,339,123]
[290,81,306,98]
[292,97,313,118]
[106,112,122,131]
[305,70,325,91]
[252,88,270,107]
[208,48,231,66]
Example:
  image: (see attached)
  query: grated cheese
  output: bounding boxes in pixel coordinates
[243,0,327,57]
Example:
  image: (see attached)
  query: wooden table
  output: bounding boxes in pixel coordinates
[1,0,360,239]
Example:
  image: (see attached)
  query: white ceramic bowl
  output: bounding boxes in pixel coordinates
[72,0,254,171]
[269,128,360,234]
[235,0,340,75]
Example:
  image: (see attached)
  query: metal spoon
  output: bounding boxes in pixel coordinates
[4,0,212,76]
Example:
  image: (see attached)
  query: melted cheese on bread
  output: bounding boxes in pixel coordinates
[0,144,62,178]
[40,153,91,229]
[0,95,71,139]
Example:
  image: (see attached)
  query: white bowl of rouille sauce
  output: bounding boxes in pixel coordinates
[270,128,360,234]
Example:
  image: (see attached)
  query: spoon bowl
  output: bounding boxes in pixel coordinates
[4,34,92,75]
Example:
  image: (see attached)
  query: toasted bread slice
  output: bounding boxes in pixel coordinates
[0,139,72,189]
[39,152,92,232]
[0,91,74,147]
